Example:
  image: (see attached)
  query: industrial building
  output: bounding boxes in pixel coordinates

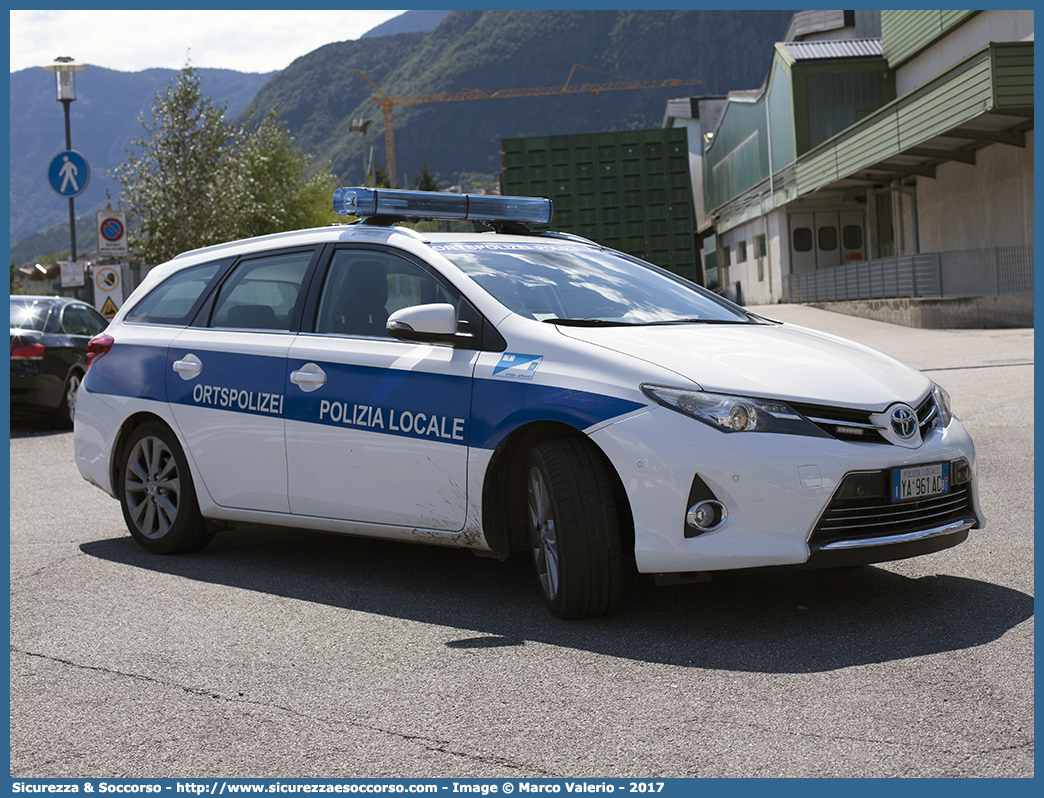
[665,9,1034,326]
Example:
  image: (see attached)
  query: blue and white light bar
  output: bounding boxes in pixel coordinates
[332,187,553,225]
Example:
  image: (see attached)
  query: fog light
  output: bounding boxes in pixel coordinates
[952,459,972,485]
[686,500,727,533]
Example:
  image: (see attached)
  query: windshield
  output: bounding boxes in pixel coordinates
[431,242,752,325]
[10,300,49,331]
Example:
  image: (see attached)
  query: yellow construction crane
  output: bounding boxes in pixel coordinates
[355,65,705,187]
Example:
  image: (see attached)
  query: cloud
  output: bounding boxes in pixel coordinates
[10,9,405,74]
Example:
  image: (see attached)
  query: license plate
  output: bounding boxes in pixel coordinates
[892,462,950,503]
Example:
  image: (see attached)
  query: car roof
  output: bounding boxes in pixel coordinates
[162,223,598,270]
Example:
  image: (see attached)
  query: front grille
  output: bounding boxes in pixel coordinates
[790,391,938,445]
[790,401,887,443]
[809,469,975,549]
[913,393,937,433]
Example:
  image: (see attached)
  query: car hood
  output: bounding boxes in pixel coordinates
[556,321,932,409]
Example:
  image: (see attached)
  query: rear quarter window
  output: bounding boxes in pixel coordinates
[124,260,230,325]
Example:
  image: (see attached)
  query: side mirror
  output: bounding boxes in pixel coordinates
[386,303,462,343]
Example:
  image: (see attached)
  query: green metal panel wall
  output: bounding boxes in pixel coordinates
[992,42,1034,107]
[896,52,992,145]
[501,129,697,279]
[804,67,893,150]
[703,100,769,213]
[767,61,796,174]
[881,10,978,69]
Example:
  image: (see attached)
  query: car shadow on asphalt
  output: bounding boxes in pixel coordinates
[80,524,1032,674]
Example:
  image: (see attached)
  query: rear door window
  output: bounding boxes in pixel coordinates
[209,250,315,331]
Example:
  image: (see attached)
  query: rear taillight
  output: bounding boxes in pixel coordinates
[10,342,45,361]
[86,334,115,371]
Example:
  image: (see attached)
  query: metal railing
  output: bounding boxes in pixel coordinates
[784,245,1034,303]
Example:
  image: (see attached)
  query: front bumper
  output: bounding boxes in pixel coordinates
[588,406,984,574]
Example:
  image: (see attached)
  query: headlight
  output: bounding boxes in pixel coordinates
[933,382,953,427]
[641,384,828,437]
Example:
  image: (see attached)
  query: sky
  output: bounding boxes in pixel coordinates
[10,9,407,74]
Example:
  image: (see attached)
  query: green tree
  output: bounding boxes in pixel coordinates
[412,162,440,192]
[225,110,339,238]
[114,64,339,264]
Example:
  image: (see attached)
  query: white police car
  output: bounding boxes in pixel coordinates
[74,188,984,618]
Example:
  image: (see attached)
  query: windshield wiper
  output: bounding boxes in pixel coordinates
[649,317,752,326]
[543,316,754,327]
[542,318,636,327]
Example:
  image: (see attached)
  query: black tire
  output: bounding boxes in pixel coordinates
[53,369,82,430]
[526,438,624,619]
[119,422,210,554]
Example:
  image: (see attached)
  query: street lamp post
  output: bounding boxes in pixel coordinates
[41,56,88,294]
[350,118,374,186]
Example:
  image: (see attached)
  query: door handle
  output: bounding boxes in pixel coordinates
[172,353,202,380]
[290,363,326,392]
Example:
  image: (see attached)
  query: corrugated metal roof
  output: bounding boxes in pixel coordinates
[783,39,883,61]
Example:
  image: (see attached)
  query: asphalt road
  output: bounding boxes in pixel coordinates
[9,306,1034,778]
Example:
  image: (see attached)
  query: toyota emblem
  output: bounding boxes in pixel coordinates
[890,405,917,439]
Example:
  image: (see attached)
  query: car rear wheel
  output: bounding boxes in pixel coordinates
[120,422,210,554]
[526,438,624,619]
[53,370,82,429]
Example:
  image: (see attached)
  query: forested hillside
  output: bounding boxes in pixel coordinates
[361,9,450,38]
[246,9,795,188]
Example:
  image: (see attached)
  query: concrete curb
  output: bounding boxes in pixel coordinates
[804,295,1034,329]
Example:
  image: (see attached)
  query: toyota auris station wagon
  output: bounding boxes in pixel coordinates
[74,188,984,618]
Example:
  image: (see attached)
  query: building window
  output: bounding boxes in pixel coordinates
[843,224,863,250]
[721,245,731,267]
[793,227,813,252]
[736,240,747,262]
[818,226,838,251]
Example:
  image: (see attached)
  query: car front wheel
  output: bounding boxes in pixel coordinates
[120,422,210,554]
[526,438,624,619]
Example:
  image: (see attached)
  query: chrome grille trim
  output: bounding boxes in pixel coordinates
[915,393,938,432]
[815,519,976,551]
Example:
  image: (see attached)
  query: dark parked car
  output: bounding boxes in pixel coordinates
[10,295,108,427]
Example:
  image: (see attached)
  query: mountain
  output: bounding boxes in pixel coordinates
[244,9,795,189]
[9,66,273,248]
[361,10,450,38]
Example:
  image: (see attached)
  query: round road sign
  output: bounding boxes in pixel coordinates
[95,266,121,292]
[100,217,125,243]
[48,150,90,198]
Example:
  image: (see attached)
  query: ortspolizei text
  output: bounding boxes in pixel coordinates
[191,385,284,415]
